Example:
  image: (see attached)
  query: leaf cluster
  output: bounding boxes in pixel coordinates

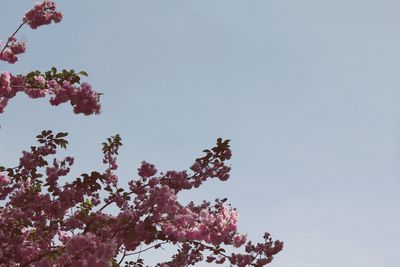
[196,138,231,167]
[25,67,89,87]
[102,134,123,155]
[37,130,69,149]
[72,171,105,193]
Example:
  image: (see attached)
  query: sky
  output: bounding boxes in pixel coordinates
[1,0,400,266]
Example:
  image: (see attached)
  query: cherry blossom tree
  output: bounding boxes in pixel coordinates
[0,1,283,266]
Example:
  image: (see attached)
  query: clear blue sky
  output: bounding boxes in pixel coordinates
[1,1,400,266]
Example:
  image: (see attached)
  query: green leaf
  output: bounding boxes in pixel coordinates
[79,71,88,77]
[55,132,68,138]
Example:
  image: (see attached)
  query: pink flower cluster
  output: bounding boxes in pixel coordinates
[160,203,247,247]
[123,141,283,266]
[0,37,26,64]
[0,134,283,266]
[49,80,101,115]
[0,71,101,116]
[23,0,62,29]
[101,134,122,185]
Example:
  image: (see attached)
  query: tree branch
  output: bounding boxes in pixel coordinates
[0,22,26,55]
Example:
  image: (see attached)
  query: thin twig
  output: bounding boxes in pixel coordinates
[0,22,27,55]
[117,248,127,266]
[125,241,168,256]
[136,243,143,263]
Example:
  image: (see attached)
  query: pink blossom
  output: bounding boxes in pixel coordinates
[0,38,26,64]
[138,161,158,179]
[0,175,10,186]
[23,1,63,29]
[0,48,18,63]
[0,71,101,115]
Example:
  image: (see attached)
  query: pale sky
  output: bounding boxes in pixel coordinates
[1,1,400,266]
